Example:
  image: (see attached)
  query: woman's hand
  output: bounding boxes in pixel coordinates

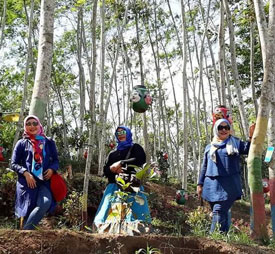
[197,185,203,199]
[23,171,36,189]
[110,161,123,174]
[44,168,54,180]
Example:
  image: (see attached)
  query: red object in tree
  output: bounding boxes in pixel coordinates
[163,152,168,160]
[262,178,270,193]
[109,143,115,149]
[83,149,88,159]
[0,147,4,161]
[212,106,233,126]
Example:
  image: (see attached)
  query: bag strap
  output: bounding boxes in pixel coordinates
[125,144,134,160]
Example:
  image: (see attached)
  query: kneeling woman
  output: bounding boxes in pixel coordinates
[94,126,151,235]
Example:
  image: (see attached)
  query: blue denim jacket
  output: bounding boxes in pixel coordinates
[11,138,59,217]
[198,136,250,202]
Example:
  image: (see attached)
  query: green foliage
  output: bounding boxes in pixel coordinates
[156,151,169,183]
[134,163,155,183]
[186,207,211,236]
[68,174,106,206]
[0,169,17,217]
[62,190,83,228]
[135,244,161,254]
[151,218,175,230]
[210,220,253,246]
[187,205,254,246]
[0,121,16,157]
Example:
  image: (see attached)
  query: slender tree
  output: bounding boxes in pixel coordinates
[29,0,55,120]
[82,0,98,227]
[181,0,188,190]
[0,0,7,49]
[223,0,249,138]
[247,0,275,240]
[12,0,35,150]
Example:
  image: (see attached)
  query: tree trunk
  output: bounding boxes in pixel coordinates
[135,8,150,161]
[218,0,226,105]
[253,0,275,239]
[97,0,106,177]
[29,0,55,121]
[82,0,98,227]
[12,0,35,150]
[160,39,180,176]
[0,0,7,49]
[248,0,275,239]
[181,0,188,190]
[223,0,249,138]
[250,20,258,115]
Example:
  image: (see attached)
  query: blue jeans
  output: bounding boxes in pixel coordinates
[209,199,235,233]
[23,184,52,230]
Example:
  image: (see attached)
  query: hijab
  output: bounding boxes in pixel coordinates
[23,115,45,138]
[115,126,133,151]
[210,119,239,163]
[23,115,46,180]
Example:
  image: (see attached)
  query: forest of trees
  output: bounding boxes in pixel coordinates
[1,0,275,239]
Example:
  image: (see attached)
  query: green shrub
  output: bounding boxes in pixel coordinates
[0,169,17,217]
[62,190,83,229]
[186,207,211,236]
[135,244,161,254]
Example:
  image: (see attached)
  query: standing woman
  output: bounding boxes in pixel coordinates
[94,126,151,235]
[11,115,59,230]
[197,118,254,233]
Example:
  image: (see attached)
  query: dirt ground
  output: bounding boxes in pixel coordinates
[1,229,275,254]
[1,176,274,254]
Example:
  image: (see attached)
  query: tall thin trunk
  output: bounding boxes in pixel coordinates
[121,35,134,125]
[29,0,55,121]
[135,8,150,161]
[52,71,68,153]
[250,20,258,115]
[206,30,220,104]
[198,0,211,143]
[218,0,226,105]
[97,0,106,176]
[160,39,180,176]
[181,0,188,190]
[12,0,35,150]
[223,0,249,138]
[77,8,86,137]
[98,0,131,174]
[253,0,275,239]
[253,0,268,65]
[82,0,98,227]
[248,0,275,240]
[146,2,168,155]
[0,0,7,49]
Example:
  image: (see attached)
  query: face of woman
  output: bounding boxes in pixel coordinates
[116,128,127,142]
[25,119,40,136]
[217,122,230,140]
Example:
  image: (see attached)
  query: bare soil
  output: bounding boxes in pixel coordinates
[1,229,275,254]
[1,176,274,254]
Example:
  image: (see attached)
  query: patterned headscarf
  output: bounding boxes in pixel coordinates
[115,126,133,151]
[23,115,46,180]
[23,115,45,138]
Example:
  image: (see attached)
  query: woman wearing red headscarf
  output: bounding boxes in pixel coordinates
[11,115,59,229]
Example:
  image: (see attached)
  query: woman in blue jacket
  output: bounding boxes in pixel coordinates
[11,115,59,230]
[197,118,254,233]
